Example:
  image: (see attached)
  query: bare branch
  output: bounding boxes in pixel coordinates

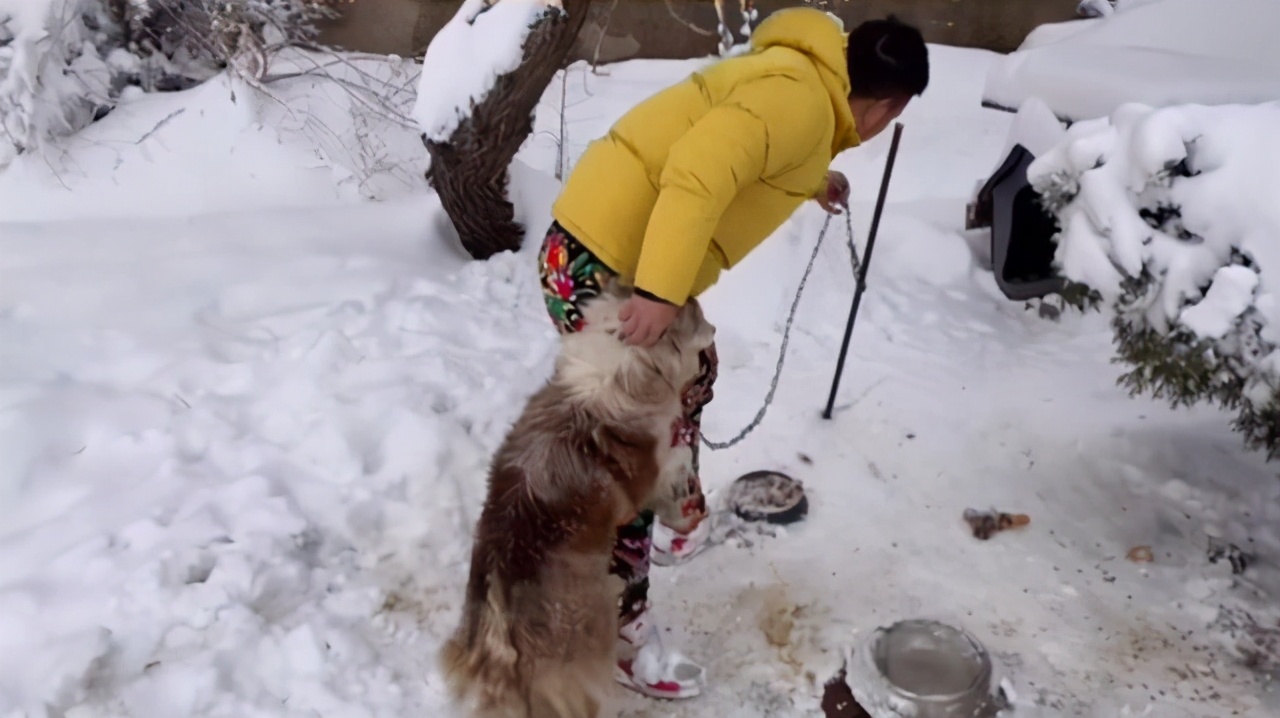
[664,0,718,37]
[556,69,568,180]
[590,0,620,72]
[262,69,418,130]
[134,108,187,144]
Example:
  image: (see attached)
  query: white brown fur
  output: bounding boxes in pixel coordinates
[439,284,714,718]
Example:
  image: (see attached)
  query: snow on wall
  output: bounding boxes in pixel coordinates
[412,0,562,143]
[983,0,1280,121]
[1028,99,1280,372]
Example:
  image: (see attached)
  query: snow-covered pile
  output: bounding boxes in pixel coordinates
[413,0,561,143]
[1029,100,1280,457]
[983,0,1280,121]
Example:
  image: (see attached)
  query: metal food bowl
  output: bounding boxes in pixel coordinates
[847,619,1001,718]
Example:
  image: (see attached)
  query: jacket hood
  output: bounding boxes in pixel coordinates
[750,8,861,153]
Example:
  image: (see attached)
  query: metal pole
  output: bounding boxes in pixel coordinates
[822,122,905,420]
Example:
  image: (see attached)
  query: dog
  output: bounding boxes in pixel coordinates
[439,283,715,718]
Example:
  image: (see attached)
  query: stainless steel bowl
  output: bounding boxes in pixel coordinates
[847,619,1001,718]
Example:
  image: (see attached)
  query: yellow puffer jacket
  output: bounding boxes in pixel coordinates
[550,7,861,305]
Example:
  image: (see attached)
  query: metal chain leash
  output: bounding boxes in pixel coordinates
[701,210,860,450]
[845,209,861,278]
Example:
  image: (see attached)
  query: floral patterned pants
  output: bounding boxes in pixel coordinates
[538,222,715,625]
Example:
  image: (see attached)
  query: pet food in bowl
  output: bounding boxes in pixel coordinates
[726,470,808,525]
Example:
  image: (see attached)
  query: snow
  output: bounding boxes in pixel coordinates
[412,0,561,143]
[997,96,1066,162]
[973,95,1067,196]
[983,0,1280,122]
[3,38,1280,718]
[1076,0,1114,20]
[1180,265,1260,339]
[0,0,55,34]
[0,50,428,220]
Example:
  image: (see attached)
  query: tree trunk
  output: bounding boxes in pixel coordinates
[426,0,594,260]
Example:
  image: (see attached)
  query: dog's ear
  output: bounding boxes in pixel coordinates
[674,299,714,349]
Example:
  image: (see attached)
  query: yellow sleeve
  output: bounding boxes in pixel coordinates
[633,77,827,304]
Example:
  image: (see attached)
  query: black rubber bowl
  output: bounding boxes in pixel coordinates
[727,470,809,525]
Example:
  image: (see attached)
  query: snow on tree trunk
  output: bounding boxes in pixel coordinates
[413,0,592,260]
[1029,101,1280,460]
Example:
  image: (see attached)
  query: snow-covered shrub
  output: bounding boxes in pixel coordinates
[0,1,341,166]
[1030,102,1280,459]
[0,0,124,166]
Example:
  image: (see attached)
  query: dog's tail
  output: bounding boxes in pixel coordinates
[439,578,531,718]
[439,576,609,718]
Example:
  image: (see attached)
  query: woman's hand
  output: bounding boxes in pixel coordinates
[618,294,679,347]
[816,170,850,215]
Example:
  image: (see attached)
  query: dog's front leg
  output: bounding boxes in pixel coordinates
[645,445,701,534]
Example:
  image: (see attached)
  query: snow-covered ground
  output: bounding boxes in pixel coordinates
[2,41,1278,718]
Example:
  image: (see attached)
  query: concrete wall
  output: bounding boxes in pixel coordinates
[317,0,1082,61]
[317,0,425,57]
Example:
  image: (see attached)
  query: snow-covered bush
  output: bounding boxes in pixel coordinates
[1029,102,1280,459]
[0,0,340,167]
[0,0,123,166]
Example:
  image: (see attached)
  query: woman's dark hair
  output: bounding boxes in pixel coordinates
[846,15,930,99]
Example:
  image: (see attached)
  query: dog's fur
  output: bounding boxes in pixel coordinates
[439,284,715,718]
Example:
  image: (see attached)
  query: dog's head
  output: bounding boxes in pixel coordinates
[556,283,714,419]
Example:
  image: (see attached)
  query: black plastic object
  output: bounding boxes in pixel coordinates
[727,471,809,525]
[975,144,1067,301]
